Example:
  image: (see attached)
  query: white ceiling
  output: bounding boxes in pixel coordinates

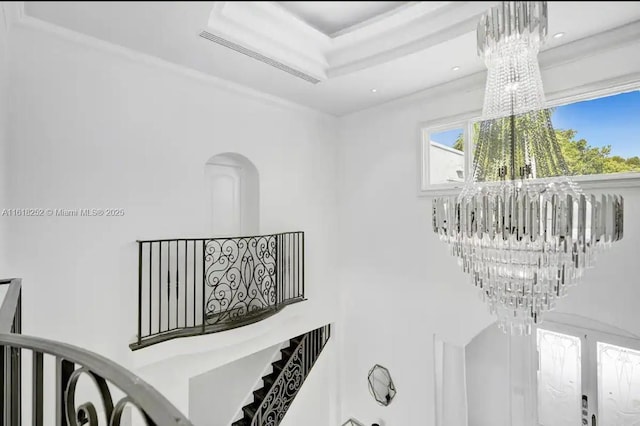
[21,2,640,116]
[277,1,408,36]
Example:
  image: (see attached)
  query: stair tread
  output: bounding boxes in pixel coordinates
[242,400,260,418]
[263,371,280,387]
[272,358,287,371]
[237,330,329,425]
[280,347,295,358]
[253,386,269,401]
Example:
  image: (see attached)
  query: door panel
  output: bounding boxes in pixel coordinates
[206,164,241,236]
[536,328,582,425]
[598,342,640,425]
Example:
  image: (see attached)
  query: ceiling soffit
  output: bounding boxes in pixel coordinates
[203,1,498,83]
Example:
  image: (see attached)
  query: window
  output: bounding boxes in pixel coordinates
[553,91,640,176]
[427,127,465,185]
[421,122,476,189]
[533,322,640,425]
[420,89,640,193]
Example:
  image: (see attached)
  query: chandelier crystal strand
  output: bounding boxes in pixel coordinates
[433,1,624,335]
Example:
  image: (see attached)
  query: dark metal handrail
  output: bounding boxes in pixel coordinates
[136,230,305,244]
[251,325,331,426]
[0,278,22,333]
[133,231,305,350]
[0,278,193,426]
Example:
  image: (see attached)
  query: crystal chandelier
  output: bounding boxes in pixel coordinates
[432,1,624,335]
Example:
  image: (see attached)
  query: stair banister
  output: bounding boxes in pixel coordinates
[0,278,194,426]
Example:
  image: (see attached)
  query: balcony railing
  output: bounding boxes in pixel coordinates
[133,232,305,350]
[0,278,193,426]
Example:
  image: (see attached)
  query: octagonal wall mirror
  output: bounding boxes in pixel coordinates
[341,419,365,426]
[368,364,396,406]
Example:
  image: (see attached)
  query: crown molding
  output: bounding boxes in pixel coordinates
[328,1,420,39]
[11,3,640,118]
[207,1,330,81]
[204,1,498,82]
[327,2,497,77]
[350,19,640,117]
[541,19,640,71]
[1,1,25,32]
[13,13,337,119]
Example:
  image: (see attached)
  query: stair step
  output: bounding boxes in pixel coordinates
[263,371,279,388]
[280,346,295,359]
[253,386,269,402]
[272,358,287,374]
[242,401,260,419]
[235,329,329,426]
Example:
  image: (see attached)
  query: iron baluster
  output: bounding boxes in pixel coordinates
[301,232,305,298]
[138,242,142,346]
[193,241,196,328]
[202,240,206,334]
[56,358,74,426]
[184,240,187,328]
[148,242,152,337]
[33,351,44,426]
[167,241,171,331]
[158,242,162,335]
[132,233,305,350]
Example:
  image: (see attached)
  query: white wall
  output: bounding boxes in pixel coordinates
[337,39,640,426]
[189,342,281,426]
[5,15,339,417]
[0,5,10,274]
[132,303,333,415]
[465,326,510,426]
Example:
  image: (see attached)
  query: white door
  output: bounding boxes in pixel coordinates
[532,321,640,426]
[205,163,242,237]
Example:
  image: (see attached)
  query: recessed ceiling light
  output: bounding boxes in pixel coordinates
[553,32,565,39]
[371,88,378,93]
[452,66,461,71]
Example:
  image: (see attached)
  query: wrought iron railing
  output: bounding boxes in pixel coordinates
[134,232,305,349]
[250,325,330,426]
[0,278,193,426]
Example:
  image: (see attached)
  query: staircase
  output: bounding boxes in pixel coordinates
[232,325,331,426]
[0,278,193,426]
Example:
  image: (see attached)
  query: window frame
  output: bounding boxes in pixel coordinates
[420,119,476,192]
[418,82,640,196]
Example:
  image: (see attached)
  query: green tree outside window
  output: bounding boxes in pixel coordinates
[450,116,640,176]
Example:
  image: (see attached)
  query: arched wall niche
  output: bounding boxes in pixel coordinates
[205,153,259,237]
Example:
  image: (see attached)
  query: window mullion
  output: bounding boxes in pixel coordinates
[464,120,474,182]
[581,332,598,425]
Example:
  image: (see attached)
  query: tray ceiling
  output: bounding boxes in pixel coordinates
[18,1,640,115]
[276,1,409,36]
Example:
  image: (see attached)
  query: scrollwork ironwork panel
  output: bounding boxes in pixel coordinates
[134,232,304,349]
[204,235,277,325]
[65,367,155,426]
[248,325,330,426]
[252,344,305,426]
